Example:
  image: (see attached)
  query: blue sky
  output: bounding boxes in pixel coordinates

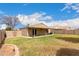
[0,3,78,20]
[0,3,79,29]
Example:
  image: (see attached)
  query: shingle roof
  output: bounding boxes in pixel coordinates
[28,23,49,29]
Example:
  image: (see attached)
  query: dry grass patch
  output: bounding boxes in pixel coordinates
[5,34,79,56]
[53,34,79,43]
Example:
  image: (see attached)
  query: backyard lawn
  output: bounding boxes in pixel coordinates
[5,34,79,56]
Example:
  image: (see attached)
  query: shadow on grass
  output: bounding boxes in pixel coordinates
[56,48,79,56]
[55,37,79,43]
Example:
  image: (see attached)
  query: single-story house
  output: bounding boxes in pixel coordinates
[20,23,49,37]
[5,23,79,38]
[6,23,50,38]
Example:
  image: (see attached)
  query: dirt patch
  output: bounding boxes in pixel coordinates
[0,44,19,56]
[56,48,79,56]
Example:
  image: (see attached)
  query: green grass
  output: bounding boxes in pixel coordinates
[5,34,79,56]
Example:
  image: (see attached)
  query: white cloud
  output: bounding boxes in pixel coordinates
[52,18,79,29]
[0,24,7,30]
[61,3,79,13]
[60,3,79,29]
[61,3,73,11]
[17,12,53,26]
[17,12,79,29]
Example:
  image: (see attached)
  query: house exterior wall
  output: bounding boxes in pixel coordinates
[28,28,48,36]
[36,28,48,36]
[27,28,33,36]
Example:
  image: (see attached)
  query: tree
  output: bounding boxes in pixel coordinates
[1,16,19,30]
[5,26,12,31]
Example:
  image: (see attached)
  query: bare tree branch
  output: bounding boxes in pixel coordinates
[1,16,19,30]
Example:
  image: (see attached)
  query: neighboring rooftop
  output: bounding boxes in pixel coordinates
[52,25,72,30]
